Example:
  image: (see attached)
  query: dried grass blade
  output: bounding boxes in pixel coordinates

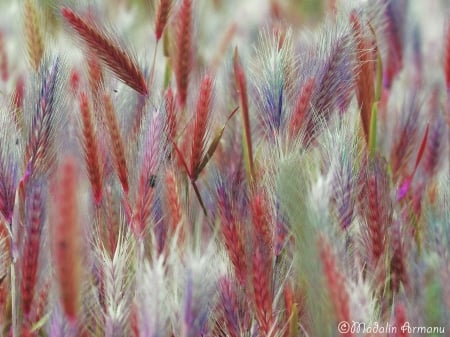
[397,124,429,201]
[350,11,375,143]
[233,48,254,181]
[191,180,207,216]
[195,107,238,179]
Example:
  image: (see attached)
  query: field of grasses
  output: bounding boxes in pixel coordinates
[0,0,449,336]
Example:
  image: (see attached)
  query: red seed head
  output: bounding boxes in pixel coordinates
[61,7,148,95]
[174,0,193,108]
[318,235,352,336]
[70,69,80,95]
[252,238,274,335]
[394,302,410,337]
[165,87,177,143]
[79,91,103,205]
[51,156,82,321]
[155,0,173,41]
[102,92,129,194]
[21,184,44,315]
[444,22,450,90]
[165,168,182,235]
[290,77,315,137]
[190,74,213,179]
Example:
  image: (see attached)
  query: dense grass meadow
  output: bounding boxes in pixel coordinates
[0,0,449,336]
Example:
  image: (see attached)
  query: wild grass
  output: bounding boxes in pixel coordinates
[0,0,448,336]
